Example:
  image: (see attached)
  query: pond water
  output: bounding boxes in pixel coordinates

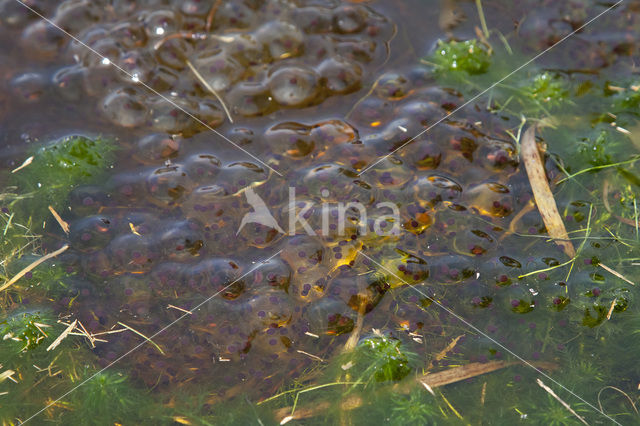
[1,0,640,424]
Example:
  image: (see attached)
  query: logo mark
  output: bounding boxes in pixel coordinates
[237,187,285,235]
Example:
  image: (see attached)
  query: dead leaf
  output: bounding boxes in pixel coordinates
[521,126,576,258]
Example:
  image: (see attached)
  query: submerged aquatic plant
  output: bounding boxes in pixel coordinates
[432,39,491,75]
[355,333,414,383]
[9,135,116,226]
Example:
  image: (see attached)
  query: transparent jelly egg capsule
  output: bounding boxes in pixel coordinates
[303,297,355,336]
[183,153,221,185]
[477,139,519,172]
[81,250,114,279]
[110,22,148,49]
[250,327,294,356]
[292,7,333,33]
[227,82,274,117]
[178,0,211,17]
[325,141,377,172]
[398,100,442,127]
[214,3,257,30]
[429,254,478,284]
[400,137,442,170]
[147,66,179,92]
[146,96,197,135]
[68,185,111,216]
[374,72,413,100]
[400,202,433,235]
[21,20,68,57]
[10,72,47,103]
[349,96,393,128]
[268,66,320,107]
[301,163,373,204]
[247,257,292,293]
[311,120,358,149]
[142,10,181,38]
[265,122,315,159]
[106,172,147,205]
[366,156,412,189]
[218,161,269,196]
[148,261,187,297]
[280,235,327,275]
[108,233,158,274]
[146,163,194,206]
[155,36,193,70]
[185,258,244,299]
[332,4,367,34]
[133,133,180,164]
[245,288,295,329]
[380,248,429,288]
[318,57,362,94]
[182,184,229,226]
[101,86,149,128]
[411,174,463,209]
[52,65,85,101]
[159,219,205,260]
[70,215,115,252]
[191,49,242,92]
[335,39,377,63]
[255,21,304,60]
[453,226,497,257]
[334,271,390,314]
[52,1,101,34]
[464,182,513,218]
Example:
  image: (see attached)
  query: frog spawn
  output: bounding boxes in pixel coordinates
[18,0,394,134]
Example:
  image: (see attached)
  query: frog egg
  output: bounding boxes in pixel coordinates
[51,1,101,33]
[477,139,519,172]
[106,172,148,204]
[182,184,230,226]
[333,272,390,314]
[184,257,245,299]
[280,235,327,275]
[301,163,373,204]
[70,215,115,252]
[268,66,320,107]
[318,57,362,94]
[146,164,194,206]
[245,289,295,328]
[220,33,265,66]
[142,10,181,38]
[366,156,413,189]
[10,72,47,103]
[21,20,68,57]
[348,96,393,128]
[134,133,180,164]
[68,185,111,216]
[227,82,274,117]
[177,0,210,16]
[464,182,513,218]
[412,174,463,209]
[401,137,442,170]
[293,7,333,33]
[400,202,433,235]
[0,0,39,28]
[335,39,376,63]
[255,21,304,60]
[109,22,148,49]
[303,297,355,336]
[374,72,412,100]
[183,153,221,185]
[195,98,225,130]
[214,1,257,29]
[218,161,269,196]
[81,250,115,279]
[429,255,478,284]
[159,219,205,260]
[380,249,429,288]
[237,221,285,249]
[247,258,292,293]
[398,100,442,127]
[325,141,378,171]
[250,328,294,356]
[332,4,366,34]
[146,96,196,135]
[264,122,315,159]
[455,227,497,257]
[101,86,149,128]
[191,50,242,92]
[155,36,193,70]
[311,120,359,148]
[52,65,86,101]
[108,233,158,274]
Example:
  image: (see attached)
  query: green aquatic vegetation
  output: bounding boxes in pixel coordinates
[0,310,52,352]
[61,370,156,426]
[0,208,39,283]
[9,135,116,226]
[432,39,491,75]
[523,72,569,109]
[355,334,414,383]
[389,392,442,425]
[521,394,591,426]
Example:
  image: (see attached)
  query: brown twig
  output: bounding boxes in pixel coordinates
[0,244,69,292]
[48,206,70,234]
[205,0,223,32]
[536,378,589,425]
